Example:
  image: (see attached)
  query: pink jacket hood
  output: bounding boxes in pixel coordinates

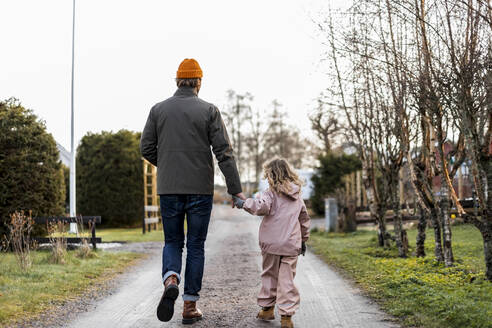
[281,183,301,200]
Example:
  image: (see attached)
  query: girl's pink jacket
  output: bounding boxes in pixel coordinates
[243,184,310,256]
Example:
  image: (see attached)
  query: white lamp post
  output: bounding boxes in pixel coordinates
[69,0,78,234]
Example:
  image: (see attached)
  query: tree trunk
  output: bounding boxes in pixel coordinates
[362,165,387,246]
[392,187,407,257]
[402,229,408,255]
[343,199,357,233]
[435,127,454,266]
[377,217,387,247]
[439,179,454,267]
[397,170,408,257]
[337,206,346,232]
[430,208,444,262]
[479,150,492,281]
[483,226,492,281]
[393,209,406,257]
[416,206,427,257]
[486,153,492,281]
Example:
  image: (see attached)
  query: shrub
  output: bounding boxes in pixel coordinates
[47,220,67,264]
[0,99,65,236]
[75,217,96,259]
[5,211,35,271]
[76,239,97,259]
[76,130,143,227]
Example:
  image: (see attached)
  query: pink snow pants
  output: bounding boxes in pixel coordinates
[257,252,300,316]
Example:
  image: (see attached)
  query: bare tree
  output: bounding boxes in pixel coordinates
[316,0,491,270]
[222,92,312,192]
[318,5,394,247]
[223,90,253,179]
[245,106,265,189]
[263,100,288,160]
[400,0,488,267]
[309,97,342,154]
[435,0,492,278]
[262,100,309,168]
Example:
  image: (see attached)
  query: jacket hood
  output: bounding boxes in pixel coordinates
[280,183,301,200]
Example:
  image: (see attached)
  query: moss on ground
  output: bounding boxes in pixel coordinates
[308,224,492,328]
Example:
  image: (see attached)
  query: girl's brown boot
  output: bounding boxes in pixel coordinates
[256,306,275,321]
[281,315,294,328]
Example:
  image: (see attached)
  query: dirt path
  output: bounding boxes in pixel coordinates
[63,205,398,328]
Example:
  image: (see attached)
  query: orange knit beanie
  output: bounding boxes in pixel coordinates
[176,58,203,79]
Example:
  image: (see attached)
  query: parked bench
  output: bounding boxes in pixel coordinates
[33,216,102,249]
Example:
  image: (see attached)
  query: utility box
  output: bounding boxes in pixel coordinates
[325,198,338,232]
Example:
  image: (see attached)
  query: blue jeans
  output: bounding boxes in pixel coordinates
[160,194,213,302]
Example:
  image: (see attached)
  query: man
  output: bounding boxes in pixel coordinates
[140,58,244,324]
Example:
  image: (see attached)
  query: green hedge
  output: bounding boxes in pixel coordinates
[76,130,143,227]
[0,98,65,236]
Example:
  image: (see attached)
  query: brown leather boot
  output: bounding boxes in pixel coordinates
[164,274,178,288]
[256,306,275,321]
[156,275,179,322]
[182,300,203,324]
[281,315,294,328]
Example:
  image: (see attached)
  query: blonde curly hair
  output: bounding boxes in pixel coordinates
[263,157,303,194]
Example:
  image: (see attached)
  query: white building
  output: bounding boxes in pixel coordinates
[57,142,71,167]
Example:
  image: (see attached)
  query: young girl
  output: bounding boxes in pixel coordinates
[233,158,310,328]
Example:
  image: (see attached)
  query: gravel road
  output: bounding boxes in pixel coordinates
[28,205,399,328]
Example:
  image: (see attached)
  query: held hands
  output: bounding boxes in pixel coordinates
[232,193,246,209]
[232,196,245,209]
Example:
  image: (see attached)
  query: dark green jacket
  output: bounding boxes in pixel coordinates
[140,87,242,195]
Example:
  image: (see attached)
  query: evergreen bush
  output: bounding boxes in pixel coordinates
[0,98,65,236]
[310,152,361,215]
[76,130,143,227]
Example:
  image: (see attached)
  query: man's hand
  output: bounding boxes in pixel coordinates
[301,241,306,256]
[232,196,245,209]
[232,193,246,208]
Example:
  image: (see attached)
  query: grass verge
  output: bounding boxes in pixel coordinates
[97,227,163,243]
[308,224,492,328]
[0,250,142,326]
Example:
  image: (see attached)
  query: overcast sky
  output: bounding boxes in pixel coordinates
[1,0,341,151]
